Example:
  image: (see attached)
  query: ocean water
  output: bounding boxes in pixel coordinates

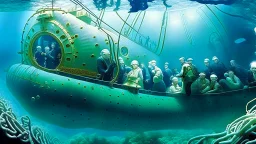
[0,0,256,144]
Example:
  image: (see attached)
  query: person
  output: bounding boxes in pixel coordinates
[166,77,182,94]
[179,57,186,66]
[44,46,55,69]
[140,63,150,90]
[203,58,213,79]
[147,61,154,90]
[193,72,210,94]
[176,63,197,96]
[247,62,256,87]
[34,46,45,67]
[229,60,248,85]
[203,74,222,93]
[219,71,243,90]
[150,60,166,92]
[211,56,227,80]
[124,60,143,88]
[163,62,172,87]
[187,58,199,77]
[117,57,131,84]
[49,42,61,68]
[97,49,116,81]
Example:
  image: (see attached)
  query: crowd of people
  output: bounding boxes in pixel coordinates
[96,48,256,96]
[34,41,61,69]
[96,49,256,96]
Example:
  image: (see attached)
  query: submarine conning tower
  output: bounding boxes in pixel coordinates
[20,8,160,78]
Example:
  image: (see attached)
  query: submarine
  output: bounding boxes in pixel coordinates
[6,5,256,132]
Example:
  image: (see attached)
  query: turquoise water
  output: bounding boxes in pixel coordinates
[0,0,256,144]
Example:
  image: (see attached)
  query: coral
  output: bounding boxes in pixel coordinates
[0,98,62,144]
[188,98,256,144]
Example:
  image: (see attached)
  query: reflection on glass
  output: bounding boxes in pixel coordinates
[32,35,61,69]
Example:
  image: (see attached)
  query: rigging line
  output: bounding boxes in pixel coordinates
[214,6,251,22]
[135,11,146,40]
[200,7,223,43]
[115,12,146,39]
[111,13,131,84]
[205,4,229,38]
[155,8,168,54]
[127,11,142,36]
[180,12,193,46]
[157,8,168,55]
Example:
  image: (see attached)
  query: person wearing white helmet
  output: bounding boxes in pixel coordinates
[150,60,166,92]
[203,58,213,79]
[163,62,172,87]
[219,70,243,90]
[247,62,256,87]
[229,60,248,85]
[97,49,116,81]
[176,63,197,96]
[211,56,227,80]
[179,57,186,66]
[124,60,143,88]
[34,45,45,67]
[203,74,222,93]
[187,58,199,77]
[193,72,210,94]
[166,77,182,94]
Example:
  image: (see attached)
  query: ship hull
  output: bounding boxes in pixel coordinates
[6,64,256,131]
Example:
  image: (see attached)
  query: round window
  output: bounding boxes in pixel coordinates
[120,46,129,57]
[32,35,62,69]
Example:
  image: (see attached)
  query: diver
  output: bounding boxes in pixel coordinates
[203,58,213,79]
[124,60,144,88]
[117,57,132,84]
[193,72,210,94]
[34,46,45,67]
[211,56,227,80]
[247,62,256,87]
[229,60,248,85]
[163,62,172,87]
[203,74,223,93]
[176,63,197,96]
[219,70,243,90]
[97,49,116,81]
[166,77,182,94]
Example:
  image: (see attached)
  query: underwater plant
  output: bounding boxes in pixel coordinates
[0,98,62,144]
[188,98,256,144]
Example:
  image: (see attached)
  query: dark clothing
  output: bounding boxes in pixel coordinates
[163,68,172,87]
[97,57,115,81]
[117,65,131,84]
[152,80,166,92]
[211,62,227,80]
[229,65,248,85]
[34,51,45,67]
[141,66,151,90]
[45,52,55,69]
[146,66,154,90]
[248,71,256,87]
[204,66,213,79]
